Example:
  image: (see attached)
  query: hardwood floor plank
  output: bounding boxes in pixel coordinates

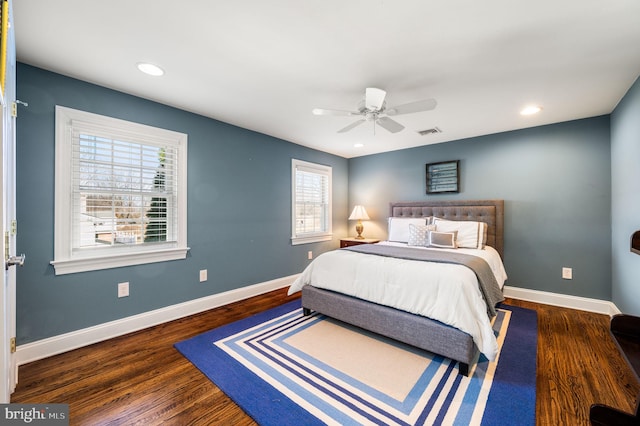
[505,298,639,425]
[10,290,639,425]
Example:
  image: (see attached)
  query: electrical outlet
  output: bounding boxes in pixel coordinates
[562,267,573,280]
[308,251,313,260]
[199,269,208,282]
[118,282,130,298]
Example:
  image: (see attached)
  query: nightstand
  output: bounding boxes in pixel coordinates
[340,237,380,248]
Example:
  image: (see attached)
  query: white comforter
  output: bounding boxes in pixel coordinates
[287,241,508,361]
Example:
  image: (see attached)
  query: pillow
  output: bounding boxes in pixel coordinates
[429,230,458,248]
[388,217,428,243]
[408,224,436,246]
[432,218,487,249]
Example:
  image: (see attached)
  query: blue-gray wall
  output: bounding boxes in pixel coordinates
[16,63,349,345]
[611,75,640,315]
[349,117,612,300]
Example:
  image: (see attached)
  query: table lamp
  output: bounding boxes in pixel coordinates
[348,205,370,239]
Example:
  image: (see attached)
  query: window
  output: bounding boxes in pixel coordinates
[291,159,332,245]
[51,106,188,275]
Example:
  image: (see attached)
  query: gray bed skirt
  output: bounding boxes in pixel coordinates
[301,285,478,376]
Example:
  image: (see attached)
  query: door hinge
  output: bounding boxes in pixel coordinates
[10,337,16,353]
[12,100,29,117]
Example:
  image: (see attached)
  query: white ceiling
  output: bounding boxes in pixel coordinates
[13,1,640,158]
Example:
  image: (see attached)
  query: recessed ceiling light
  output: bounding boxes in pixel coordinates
[137,62,164,76]
[520,105,542,116]
[354,143,364,148]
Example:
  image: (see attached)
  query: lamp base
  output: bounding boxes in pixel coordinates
[355,221,364,239]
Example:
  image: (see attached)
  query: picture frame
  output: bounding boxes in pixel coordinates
[426,160,459,194]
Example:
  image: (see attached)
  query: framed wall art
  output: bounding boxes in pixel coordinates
[426,160,459,194]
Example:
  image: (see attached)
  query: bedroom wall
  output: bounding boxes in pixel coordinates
[15,63,348,345]
[348,117,612,300]
[611,75,640,315]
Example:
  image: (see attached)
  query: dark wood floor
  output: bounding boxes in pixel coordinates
[11,289,640,425]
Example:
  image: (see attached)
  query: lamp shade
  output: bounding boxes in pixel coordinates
[348,205,370,221]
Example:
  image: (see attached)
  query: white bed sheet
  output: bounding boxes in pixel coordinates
[288,242,508,361]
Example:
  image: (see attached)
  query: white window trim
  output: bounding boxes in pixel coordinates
[51,106,189,275]
[291,159,332,245]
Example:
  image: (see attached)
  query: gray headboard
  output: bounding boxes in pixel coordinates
[389,199,504,258]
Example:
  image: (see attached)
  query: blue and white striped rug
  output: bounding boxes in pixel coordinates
[175,300,536,426]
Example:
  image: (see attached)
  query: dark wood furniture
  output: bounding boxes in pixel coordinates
[631,230,640,255]
[339,237,380,248]
[590,314,640,425]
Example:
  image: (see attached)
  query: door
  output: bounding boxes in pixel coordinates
[1,0,17,403]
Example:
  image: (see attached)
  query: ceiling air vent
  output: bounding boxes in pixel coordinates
[417,127,442,136]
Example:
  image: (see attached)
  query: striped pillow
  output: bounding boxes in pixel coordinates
[429,230,458,248]
[432,219,487,249]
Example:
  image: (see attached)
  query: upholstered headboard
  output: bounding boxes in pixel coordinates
[389,199,504,258]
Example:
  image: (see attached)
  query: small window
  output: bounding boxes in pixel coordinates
[51,106,189,275]
[291,159,332,245]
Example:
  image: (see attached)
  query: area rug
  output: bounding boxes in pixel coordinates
[175,300,536,425]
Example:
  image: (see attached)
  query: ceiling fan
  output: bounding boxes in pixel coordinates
[312,88,437,134]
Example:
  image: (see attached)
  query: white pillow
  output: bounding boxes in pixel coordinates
[388,217,428,243]
[432,218,487,249]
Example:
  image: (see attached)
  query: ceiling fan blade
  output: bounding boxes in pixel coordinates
[338,119,366,133]
[312,108,359,116]
[386,98,437,116]
[376,116,405,133]
[365,88,387,111]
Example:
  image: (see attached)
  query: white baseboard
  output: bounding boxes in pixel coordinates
[16,279,618,366]
[503,285,621,316]
[16,274,300,366]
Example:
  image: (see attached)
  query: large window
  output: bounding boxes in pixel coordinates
[51,106,188,275]
[291,159,332,245]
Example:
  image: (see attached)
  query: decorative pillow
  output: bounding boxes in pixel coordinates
[432,219,488,249]
[408,224,436,246]
[428,230,458,248]
[479,222,488,248]
[388,217,428,243]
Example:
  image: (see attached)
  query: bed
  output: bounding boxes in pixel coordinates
[288,199,506,376]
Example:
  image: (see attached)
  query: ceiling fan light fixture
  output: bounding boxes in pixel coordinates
[520,105,542,115]
[137,62,164,76]
[312,87,436,134]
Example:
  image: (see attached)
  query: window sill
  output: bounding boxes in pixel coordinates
[50,247,190,275]
[291,234,332,246]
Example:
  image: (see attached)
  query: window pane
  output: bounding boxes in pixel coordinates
[292,161,331,239]
[295,172,328,235]
[73,134,177,249]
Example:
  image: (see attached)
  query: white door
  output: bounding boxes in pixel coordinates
[1,0,18,403]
